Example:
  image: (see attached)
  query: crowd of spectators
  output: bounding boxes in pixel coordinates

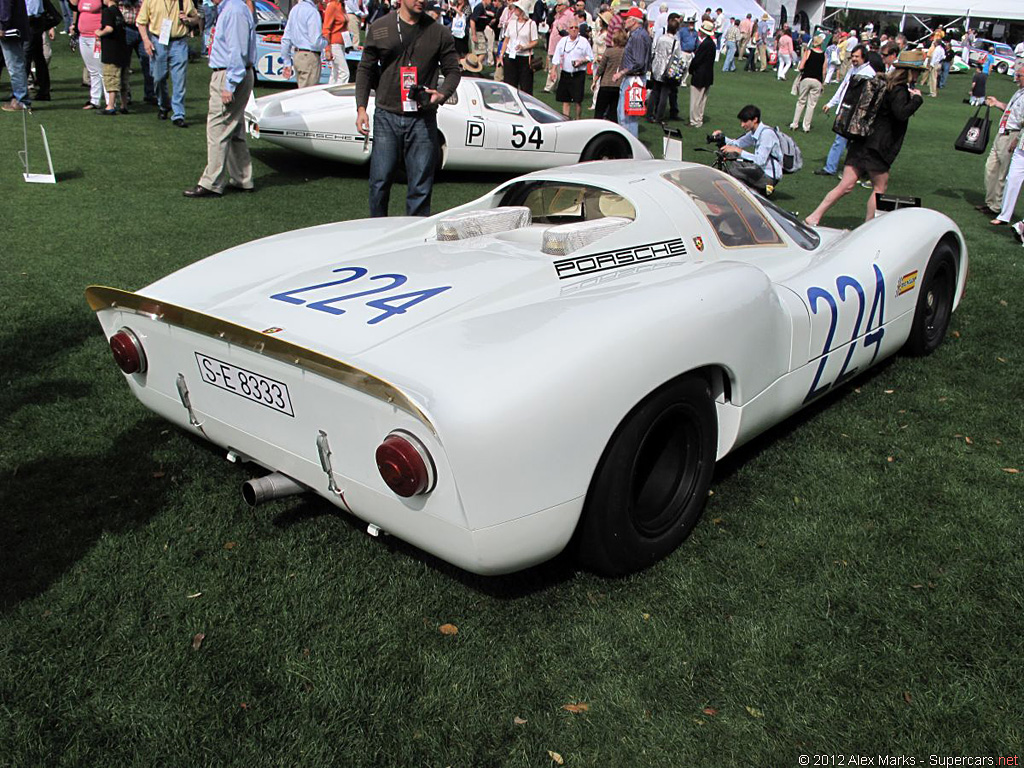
[1,0,1023,235]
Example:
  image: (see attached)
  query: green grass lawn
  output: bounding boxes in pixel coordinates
[1,42,1022,766]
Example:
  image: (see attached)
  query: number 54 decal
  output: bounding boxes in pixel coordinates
[270,266,451,324]
[511,125,545,149]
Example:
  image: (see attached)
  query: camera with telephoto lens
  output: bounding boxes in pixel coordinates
[706,133,726,148]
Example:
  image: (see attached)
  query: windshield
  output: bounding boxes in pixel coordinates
[662,168,783,248]
[755,195,821,250]
[254,0,286,26]
[519,92,568,124]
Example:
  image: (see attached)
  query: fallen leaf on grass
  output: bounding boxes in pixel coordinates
[548,750,564,765]
[712,517,723,525]
[884,389,894,394]
[186,592,202,599]
[997,357,1007,363]
[911,584,923,589]
[903,691,912,704]
[999,300,1008,307]
[1002,468,1019,474]
[513,716,527,725]
[152,471,166,479]
[952,330,961,338]
[223,541,236,550]
[702,707,718,716]
[240,702,248,710]
[938,397,948,402]
[641,612,651,621]
[745,706,764,718]
[191,632,205,651]
[439,623,459,636]
[887,456,894,463]
[562,703,589,713]
[964,436,974,445]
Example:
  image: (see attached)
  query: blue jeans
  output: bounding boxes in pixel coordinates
[151,37,188,119]
[368,109,439,217]
[60,0,73,32]
[938,60,950,88]
[125,26,154,101]
[722,40,737,71]
[617,78,642,138]
[0,36,29,105]
[824,133,847,174]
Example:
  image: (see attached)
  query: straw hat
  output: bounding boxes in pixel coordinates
[893,49,927,69]
[699,18,714,35]
[461,53,484,73]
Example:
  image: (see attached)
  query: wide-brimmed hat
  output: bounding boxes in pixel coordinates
[811,33,825,46]
[699,18,714,35]
[461,52,483,72]
[512,0,532,14]
[893,49,926,69]
[598,9,612,24]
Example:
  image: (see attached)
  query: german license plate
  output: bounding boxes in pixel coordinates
[195,352,295,416]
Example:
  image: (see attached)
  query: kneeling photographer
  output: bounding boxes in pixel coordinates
[710,104,784,195]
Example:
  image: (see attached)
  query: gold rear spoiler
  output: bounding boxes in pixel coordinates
[86,285,435,433]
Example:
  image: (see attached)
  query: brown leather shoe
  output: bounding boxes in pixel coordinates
[183,185,222,198]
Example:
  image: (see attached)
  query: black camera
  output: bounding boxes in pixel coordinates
[407,84,430,107]
[706,133,726,148]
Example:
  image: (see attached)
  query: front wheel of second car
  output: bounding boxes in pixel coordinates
[580,132,632,162]
[576,375,718,577]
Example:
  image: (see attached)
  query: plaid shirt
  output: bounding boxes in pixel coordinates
[118,0,141,26]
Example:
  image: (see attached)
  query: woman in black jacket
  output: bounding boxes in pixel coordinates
[805,49,925,226]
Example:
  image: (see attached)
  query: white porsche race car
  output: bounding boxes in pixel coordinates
[244,78,652,172]
[87,161,966,576]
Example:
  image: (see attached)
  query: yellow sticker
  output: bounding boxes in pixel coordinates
[897,271,918,296]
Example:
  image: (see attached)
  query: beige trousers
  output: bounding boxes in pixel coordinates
[293,49,321,89]
[792,77,823,131]
[198,69,254,193]
[689,85,708,127]
[985,130,1021,211]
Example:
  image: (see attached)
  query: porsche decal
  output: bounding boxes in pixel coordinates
[553,239,686,280]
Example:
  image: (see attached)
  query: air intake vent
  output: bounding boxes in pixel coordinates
[436,207,532,241]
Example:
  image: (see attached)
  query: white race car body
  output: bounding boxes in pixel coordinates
[87,161,966,575]
[244,78,652,172]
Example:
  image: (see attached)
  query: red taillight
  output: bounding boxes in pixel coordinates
[375,432,435,497]
[109,328,146,374]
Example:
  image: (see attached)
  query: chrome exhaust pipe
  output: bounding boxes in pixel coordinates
[242,472,305,507]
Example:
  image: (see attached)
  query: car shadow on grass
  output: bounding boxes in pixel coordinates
[269,496,579,598]
[0,420,176,612]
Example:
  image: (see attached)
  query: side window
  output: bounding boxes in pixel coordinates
[476,82,522,115]
[662,168,783,248]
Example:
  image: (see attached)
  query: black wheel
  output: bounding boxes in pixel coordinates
[904,242,957,357]
[580,133,631,162]
[577,375,717,576]
[996,61,1008,75]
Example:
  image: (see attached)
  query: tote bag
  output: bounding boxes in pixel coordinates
[954,105,991,154]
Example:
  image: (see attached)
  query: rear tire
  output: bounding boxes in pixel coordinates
[580,133,632,162]
[996,61,1008,75]
[903,242,957,357]
[577,376,717,576]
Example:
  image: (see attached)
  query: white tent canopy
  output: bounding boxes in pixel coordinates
[825,0,1024,22]
[662,0,768,22]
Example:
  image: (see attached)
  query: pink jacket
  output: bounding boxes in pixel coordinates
[548,8,574,56]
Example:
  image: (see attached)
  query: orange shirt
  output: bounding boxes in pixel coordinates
[322,0,348,45]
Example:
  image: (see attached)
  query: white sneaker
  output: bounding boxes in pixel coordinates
[1012,220,1024,245]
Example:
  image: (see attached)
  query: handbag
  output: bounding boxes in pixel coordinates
[954,105,991,154]
[529,53,545,72]
[623,77,646,116]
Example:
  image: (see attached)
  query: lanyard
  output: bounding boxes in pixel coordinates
[396,14,422,66]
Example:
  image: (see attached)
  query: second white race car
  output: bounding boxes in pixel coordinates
[244,78,653,172]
